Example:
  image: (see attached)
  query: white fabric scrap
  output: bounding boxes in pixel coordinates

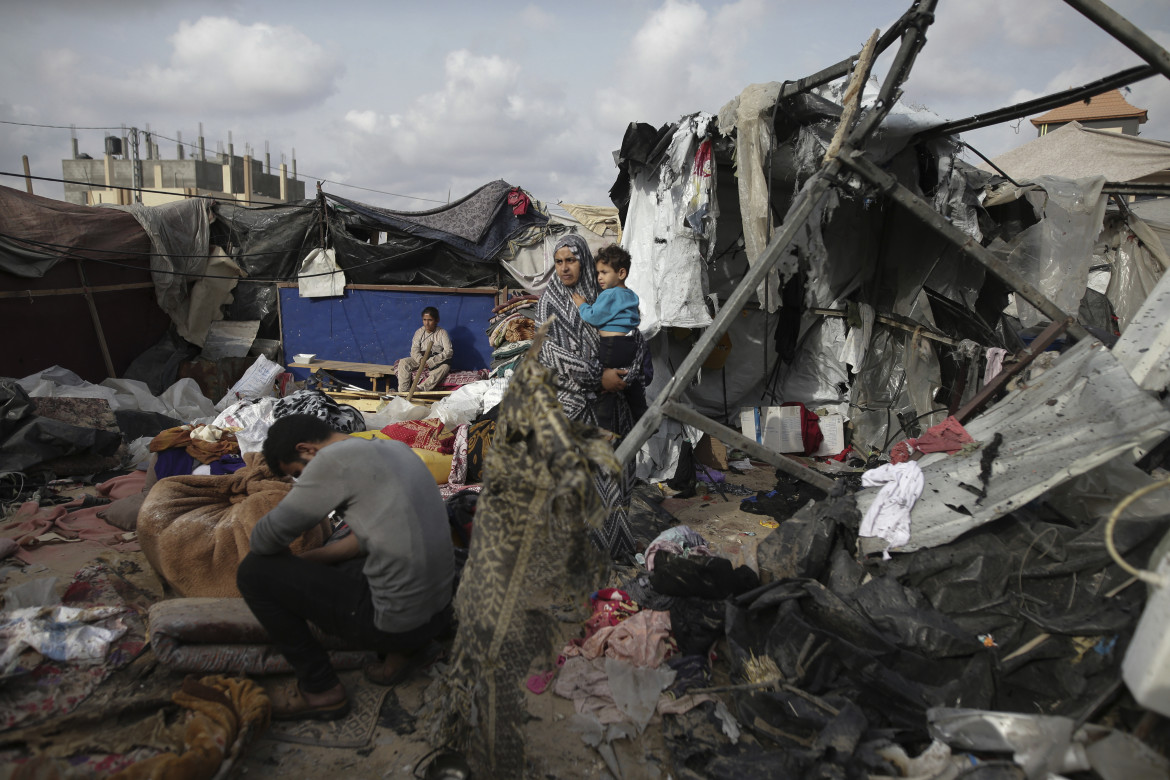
[984,347,1008,386]
[859,461,924,558]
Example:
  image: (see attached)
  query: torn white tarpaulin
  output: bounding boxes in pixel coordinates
[858,337,1170,552]
[178,247,244,347]
[107,198,211,337]
[1100,212,1169,331]
[838,302,875,374]
[983,347,1007,385]
[622,112,716,338]
[298,248,346,297]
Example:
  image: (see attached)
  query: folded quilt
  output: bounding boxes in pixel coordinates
[138,452,328,597]
[149,597,374,674]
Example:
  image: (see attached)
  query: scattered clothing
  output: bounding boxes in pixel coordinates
[984,347,1008,385]
[526,670,557,694]
[859,461,925,559]
[643,526,714,572]
[149,425,240,464]
[564,609,677,669]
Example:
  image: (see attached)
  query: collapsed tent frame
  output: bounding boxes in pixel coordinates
[616,0,1170,487]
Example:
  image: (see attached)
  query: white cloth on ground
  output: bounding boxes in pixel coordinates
[859,461,924,559]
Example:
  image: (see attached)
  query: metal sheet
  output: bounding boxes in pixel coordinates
[1111,264,1170,393]
[858,338,1170,552]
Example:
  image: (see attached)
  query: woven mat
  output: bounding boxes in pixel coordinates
[266,670,392,749]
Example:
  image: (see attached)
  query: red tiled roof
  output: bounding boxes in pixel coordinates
[1030,88,1148,127]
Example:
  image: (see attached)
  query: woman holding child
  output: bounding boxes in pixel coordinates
[534,234,647,560]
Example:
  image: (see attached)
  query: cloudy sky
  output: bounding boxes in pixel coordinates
[2,0,1167,208]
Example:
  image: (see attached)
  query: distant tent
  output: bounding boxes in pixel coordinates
[984,121,1170,185]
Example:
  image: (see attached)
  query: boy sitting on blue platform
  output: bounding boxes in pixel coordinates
[571,244,647,432]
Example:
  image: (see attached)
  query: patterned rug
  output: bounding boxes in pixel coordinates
[266,670,393,749]
[0,556,153,731]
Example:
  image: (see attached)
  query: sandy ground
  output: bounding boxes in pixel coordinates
[0,460,792,779]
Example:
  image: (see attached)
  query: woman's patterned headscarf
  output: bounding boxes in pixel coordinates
[534,234,603,421]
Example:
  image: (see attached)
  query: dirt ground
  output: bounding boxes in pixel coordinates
[0,459,804,779]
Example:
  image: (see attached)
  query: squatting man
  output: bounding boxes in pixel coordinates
[237,414,455,720]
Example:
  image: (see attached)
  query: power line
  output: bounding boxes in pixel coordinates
[143,129,447,204]
[0,230,443,282]
[0,170,317,208]
[0,120,121,131]
[3,119,450,206]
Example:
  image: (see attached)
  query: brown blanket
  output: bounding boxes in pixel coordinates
[138,452,328,597]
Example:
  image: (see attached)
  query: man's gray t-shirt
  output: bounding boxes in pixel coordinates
[250,437,454,633]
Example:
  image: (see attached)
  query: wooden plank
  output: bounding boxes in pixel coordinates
[289,359,397,374]
[664,401,837,493]
[954,318,1072,424]
[276,282,498,294]
[0,282,155,300]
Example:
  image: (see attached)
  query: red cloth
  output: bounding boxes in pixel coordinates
[780,402,823,456]
[914,415,975,454]
[380,419,455,453]
[890,416,975,463]
[507,188,531,215]
[582,588,640,639]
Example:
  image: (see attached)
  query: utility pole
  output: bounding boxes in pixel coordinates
[21,155,33,194]
[129,127,142,204]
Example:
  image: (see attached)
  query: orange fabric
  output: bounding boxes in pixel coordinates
[149,426,240,464]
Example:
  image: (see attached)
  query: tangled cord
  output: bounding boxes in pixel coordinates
[1104,474,1170,586]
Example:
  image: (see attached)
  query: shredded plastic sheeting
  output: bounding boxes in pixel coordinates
[1005,176,1108,328]
[1099,213,1170,331]
[622,113,716,337]
[107,198,211,333]
[865,339,1170,552]
[18,368,216,423]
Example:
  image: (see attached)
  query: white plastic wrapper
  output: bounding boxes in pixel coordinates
[0,605,129,671]
[216,354,284,411]
[126,435,154,469]
[427,390,485,427]
[363,397,429,429]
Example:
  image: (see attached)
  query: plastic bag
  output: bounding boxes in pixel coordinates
[215,354,284,411]
[365,397,429,427]
[427,383,489,427]
[298,248,346,298]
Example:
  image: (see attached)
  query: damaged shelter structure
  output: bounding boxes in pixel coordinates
[420,1,1170,778]
[3,0,1170,778]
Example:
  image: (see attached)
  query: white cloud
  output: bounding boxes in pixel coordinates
[518,4,555,31]
[38,17,343,116]
[598,0,766,128]
[345,110,378,133]
[313,48,602,203]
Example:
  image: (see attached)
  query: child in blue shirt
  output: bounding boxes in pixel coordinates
[572,244,647,431]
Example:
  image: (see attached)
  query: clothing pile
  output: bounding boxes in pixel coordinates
[486,294,539,377]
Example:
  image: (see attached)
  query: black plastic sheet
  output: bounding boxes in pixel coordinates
[0,380,122,473]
